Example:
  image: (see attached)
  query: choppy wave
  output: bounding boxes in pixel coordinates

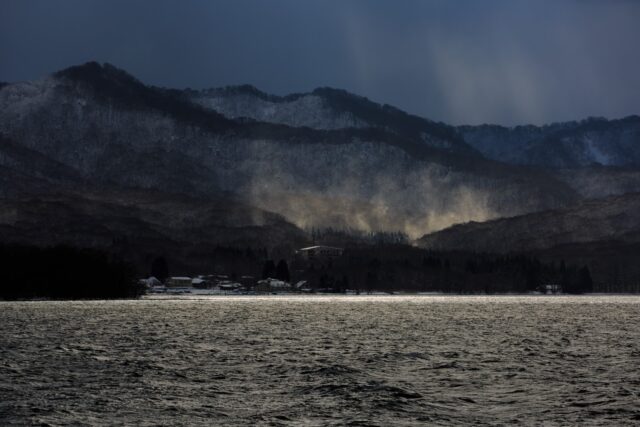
[1,296,640,425]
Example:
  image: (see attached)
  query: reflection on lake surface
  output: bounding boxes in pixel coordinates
[2,296,640,425]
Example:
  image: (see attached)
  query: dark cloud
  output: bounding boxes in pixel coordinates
[1,0,639,125]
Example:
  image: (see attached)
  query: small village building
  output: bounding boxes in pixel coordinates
[139,276,162,288]
[541,283,562,294]
[219,282,242,292]
[255,278,290,292]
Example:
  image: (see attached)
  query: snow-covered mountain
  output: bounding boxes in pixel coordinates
[190,85,477,155]
[189,83,640,170]
[191,85,368,130]
[0,61,605,242]
[458,116,640,168]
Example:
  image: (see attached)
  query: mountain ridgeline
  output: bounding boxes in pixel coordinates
[0,63,575,232]
[0,61,639,276]
[459,116,640,168]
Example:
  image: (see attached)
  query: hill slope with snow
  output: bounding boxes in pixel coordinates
[458,116,640,168]
[0,62,581,238]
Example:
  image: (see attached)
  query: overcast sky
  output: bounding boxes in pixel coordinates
[1,0,639,125]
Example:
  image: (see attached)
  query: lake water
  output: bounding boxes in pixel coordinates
[1,296,640,426]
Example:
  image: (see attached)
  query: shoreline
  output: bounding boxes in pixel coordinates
[3,293,640,303]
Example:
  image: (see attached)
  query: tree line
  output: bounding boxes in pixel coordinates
[0,244,141,300]
[4,241,630,299]
[155,243,600,294]
[290,246,596,294]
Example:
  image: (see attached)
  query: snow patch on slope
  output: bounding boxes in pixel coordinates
[192,92,368,130]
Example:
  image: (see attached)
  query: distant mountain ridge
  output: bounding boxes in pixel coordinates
[189,80,640,169]
[191,84,476,155]
[0,61,585,242]
[458,116,640,168]
[0,60,639,268]
[188,79,640,202]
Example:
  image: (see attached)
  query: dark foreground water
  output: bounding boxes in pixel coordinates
[1,296,640,426]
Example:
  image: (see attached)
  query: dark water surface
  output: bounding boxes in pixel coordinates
[1,296,640,426]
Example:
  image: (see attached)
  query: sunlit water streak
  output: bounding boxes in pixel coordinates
[1,296,640,425]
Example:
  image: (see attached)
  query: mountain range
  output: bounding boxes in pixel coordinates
[459,116,640,168]
[0,61,638,272]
